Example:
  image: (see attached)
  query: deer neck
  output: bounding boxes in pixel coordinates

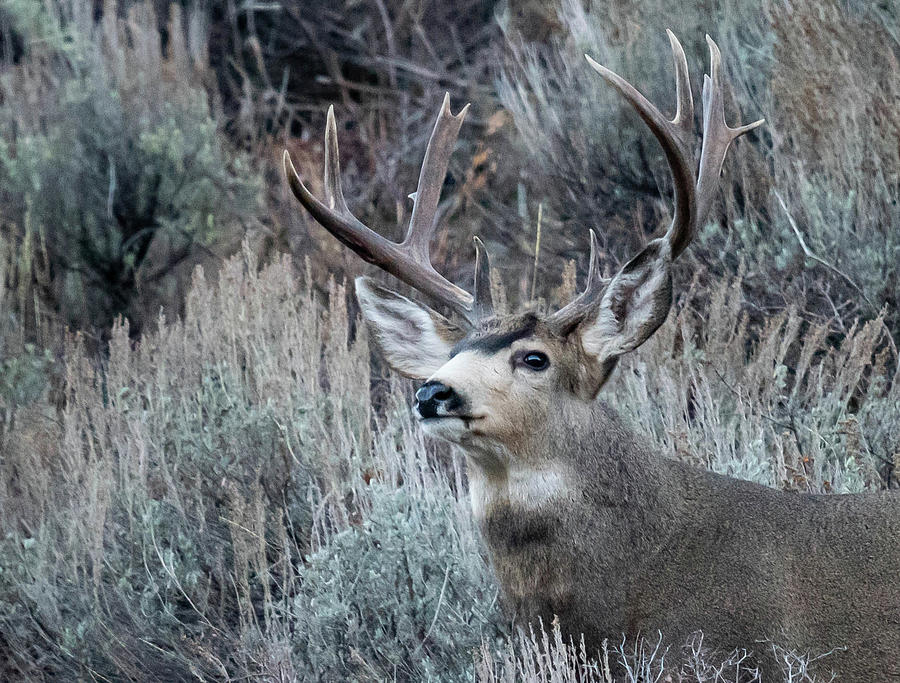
[463,399,686,554]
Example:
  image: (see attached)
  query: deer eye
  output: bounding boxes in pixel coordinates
[521,351,549,371]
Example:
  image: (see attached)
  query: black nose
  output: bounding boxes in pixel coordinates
[415,381,461,419]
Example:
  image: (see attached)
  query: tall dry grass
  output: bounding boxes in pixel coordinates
[2,245,895,679]
[1,0,898,680]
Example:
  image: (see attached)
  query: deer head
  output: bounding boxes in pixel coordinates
[283,32,763,469]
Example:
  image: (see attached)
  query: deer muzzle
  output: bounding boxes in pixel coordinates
[415,380,464,419]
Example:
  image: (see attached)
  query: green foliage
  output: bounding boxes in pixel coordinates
[294,486,504,680]
[0,0,261,334]
[0,342,52,438]
[0,342,50,409]
[0,0,75,54]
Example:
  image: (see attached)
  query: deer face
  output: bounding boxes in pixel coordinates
[355,268,668,463]
[356,281,571,461]
[284,32,761,468]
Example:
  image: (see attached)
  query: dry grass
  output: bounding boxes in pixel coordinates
[2,245,895,679]
[1,0,898,680]
[615,270,898,493]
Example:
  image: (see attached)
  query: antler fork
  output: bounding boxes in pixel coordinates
[548,32,764,332]
[284,33,761,330]
[283,94,492,324]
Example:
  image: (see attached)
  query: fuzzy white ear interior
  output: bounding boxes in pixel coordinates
[578,238,674,365]
[355,277,465,379]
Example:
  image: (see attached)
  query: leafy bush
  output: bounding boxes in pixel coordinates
[0,342,51,433]
[293,485,504,680]
[0,0,261,335]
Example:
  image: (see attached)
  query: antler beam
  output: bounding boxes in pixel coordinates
[283,94,482,323]
[550,31,763,333]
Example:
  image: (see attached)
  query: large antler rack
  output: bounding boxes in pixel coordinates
[548,32,763,334]
[283,94,492,325]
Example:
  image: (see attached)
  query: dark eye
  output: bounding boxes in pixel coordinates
[521,351,549,371]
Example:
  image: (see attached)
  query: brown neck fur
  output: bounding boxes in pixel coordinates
[466,399,900,679]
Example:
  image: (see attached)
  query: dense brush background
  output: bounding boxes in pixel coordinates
[0,0,898,680]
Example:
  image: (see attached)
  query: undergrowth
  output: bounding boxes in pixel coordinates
[0,0,898,680]
[1,247,893,680]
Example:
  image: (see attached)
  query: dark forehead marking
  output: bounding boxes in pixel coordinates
[450,315,538,357]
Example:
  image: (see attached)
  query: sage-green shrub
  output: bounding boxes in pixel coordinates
[0,0,261,334]
[294,486,504,680]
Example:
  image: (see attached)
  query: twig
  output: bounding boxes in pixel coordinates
[775,189,898,361]
[711,365,791,432]
[420,563,452,648]
[775,190,875,311]
[530,202,543,301]
[106,154,117,220]
[372,0,398,89]
[371,56,470,88]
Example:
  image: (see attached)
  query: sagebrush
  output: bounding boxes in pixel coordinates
[1,0,898,679]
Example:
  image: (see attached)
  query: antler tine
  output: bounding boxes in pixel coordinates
[547,230,609,335]
[323,106,350,214]
[694,35,765,238]
[585,32,697,264]
[403,94,470,262]
[284,95,476,323]
[473,236,494,318]
[667,29,694,138]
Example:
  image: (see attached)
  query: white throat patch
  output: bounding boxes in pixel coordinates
[467,459,572,520]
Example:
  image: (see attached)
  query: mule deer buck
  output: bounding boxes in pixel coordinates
[284,32,900,679]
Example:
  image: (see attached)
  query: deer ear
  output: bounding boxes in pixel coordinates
[576,238,673,366]
[355,277,465,379]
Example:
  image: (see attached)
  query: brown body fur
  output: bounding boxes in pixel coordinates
[473,397,900,678]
